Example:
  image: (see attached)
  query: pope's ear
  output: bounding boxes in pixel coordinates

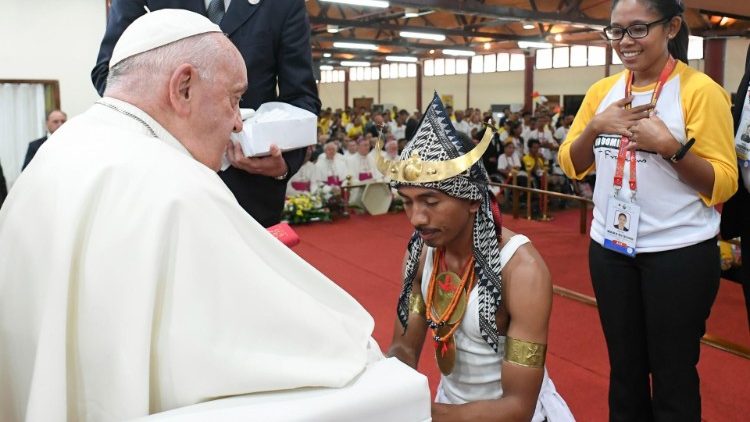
[168,63,196,116]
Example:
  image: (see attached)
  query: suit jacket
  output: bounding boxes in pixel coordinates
[22,136,48,171]
[720,44,750,240]
[0,159,6,208]
[92,0,321,227]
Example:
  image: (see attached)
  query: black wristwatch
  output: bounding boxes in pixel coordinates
[666,138,695,163]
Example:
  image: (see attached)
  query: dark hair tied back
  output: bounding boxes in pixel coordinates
[612,0,689,63]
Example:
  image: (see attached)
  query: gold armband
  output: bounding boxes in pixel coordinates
[504,337,547,368]
[408,291,426,316]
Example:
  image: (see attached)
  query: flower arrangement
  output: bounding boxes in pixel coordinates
[282,184,347,225]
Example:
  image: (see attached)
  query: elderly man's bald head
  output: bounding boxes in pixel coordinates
[105,32,247,171]
[105,33,242,96]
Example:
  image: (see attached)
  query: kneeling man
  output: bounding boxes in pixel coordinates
[384,94,575,421]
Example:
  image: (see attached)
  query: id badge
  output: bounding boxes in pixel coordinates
[603,197,640,257]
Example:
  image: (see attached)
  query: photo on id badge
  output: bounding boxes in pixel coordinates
[738,123,750,169]
[603,198,640,257]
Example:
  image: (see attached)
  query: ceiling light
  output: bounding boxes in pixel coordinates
[429,49,435,54]
[320,0,389,8]
[483,42,491,50]
[400,31,446,41]
[320,65,334,70]
[554,34,563,42]
[518,41,552,49]
[404,7,419,18]
[386,55,418,63]
[323,53,332,58]
[522,21,536,30]
[327,25,339,33]
[442,49,476,57]
[341,61,371,67]
[333,42,379,50]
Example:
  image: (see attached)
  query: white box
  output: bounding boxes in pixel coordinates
[231,102,317,157]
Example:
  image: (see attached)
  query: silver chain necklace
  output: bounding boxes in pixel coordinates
[96,100,157,138]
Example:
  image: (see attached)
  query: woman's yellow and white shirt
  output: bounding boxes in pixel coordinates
[558,61,737,252]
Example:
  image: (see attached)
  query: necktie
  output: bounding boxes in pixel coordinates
[206,0,225,25]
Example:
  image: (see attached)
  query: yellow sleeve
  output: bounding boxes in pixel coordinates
[681,69,738,206]
[522,155,533,173]
[557,75,621,180]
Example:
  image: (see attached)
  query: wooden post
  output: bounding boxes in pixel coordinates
[704,38,726,86]
[416,63,423,112]
[524,52,534,112]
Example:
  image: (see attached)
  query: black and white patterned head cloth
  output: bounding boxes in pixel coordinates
[394,93,504,352]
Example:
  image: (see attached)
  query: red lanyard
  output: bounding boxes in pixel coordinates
[613,56,676,200]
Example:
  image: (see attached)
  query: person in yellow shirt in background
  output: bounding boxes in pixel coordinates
[347,118,365,139]
[522,139,547,188]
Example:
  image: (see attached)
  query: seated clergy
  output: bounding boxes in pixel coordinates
[314,141,348,187]
[286,145,319,196]
[0,10,377,421]
[346,137,383,183]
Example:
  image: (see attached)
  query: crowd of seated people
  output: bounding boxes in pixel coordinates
[290,104,595,214]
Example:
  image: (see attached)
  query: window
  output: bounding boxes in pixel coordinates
[356,67,364,81]
[372,67,379,80]
[497,53,510,71]
[570,45,588,67]
[390,63,398,78]
[434,58,445,76]
[445,58,456,75]
[588,46,606,66]
[611,50,622,65]
[424,59,434,76]
[407,63,417,77]
[484,54,496,72]
[321,70,329,83]
[381,63,390,79]
[471,55,484,73]
[510,53,525,71]
[536,49,552,70]
[349,68,357,81]
[398,63,408,78]
[687,36,703,60]
[456,59,469,74]
[553,47,569,68]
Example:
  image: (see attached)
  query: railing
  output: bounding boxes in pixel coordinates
[490,178,594,234]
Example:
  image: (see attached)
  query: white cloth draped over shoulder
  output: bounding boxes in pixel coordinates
[0,97,375,421]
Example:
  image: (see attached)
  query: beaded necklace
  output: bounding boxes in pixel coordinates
[425,248,475,374]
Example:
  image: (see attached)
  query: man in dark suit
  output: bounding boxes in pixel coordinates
[0,160,7,208]
[720,42,750,332]
[92,0,320,227]
[22,110,67,171]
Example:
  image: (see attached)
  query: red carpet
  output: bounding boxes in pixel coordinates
[292,210,750,421]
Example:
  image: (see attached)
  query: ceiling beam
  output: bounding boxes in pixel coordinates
[386,0,609,27]
[310,17,543,41]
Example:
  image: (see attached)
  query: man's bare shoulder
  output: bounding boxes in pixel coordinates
[499,227,552,297]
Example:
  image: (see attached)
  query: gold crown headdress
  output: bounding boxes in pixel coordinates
[374,94,494,183]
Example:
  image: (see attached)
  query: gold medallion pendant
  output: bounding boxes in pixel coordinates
[434,325,457,375]
[432,271,468,325]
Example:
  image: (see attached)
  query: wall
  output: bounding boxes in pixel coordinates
[725,38,750,93]
[0,0,107,117]
[318,56,723,111]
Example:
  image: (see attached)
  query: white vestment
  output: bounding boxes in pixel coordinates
[0,98,375,421]
[313,154,348,186]
[286,160,318,196]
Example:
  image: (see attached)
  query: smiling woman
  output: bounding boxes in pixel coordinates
[557,0,739,420]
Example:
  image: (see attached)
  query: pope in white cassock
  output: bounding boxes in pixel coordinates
[0,10,431,422]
